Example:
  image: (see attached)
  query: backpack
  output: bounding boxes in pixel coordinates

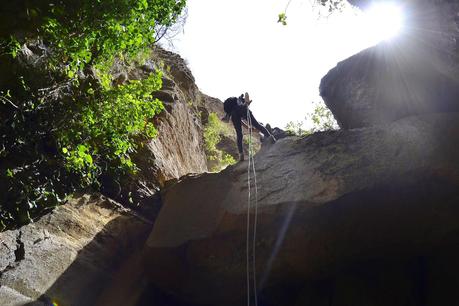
[223,97,238,114]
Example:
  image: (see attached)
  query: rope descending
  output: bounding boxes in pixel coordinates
[246,103,259,306]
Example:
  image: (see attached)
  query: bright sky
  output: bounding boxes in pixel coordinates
[169,0,403,128]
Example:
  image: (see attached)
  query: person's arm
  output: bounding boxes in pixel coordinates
[244,92,252,105]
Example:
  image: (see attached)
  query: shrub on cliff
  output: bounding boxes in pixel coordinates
[204,113,236,172]
[285,100,338,136]
[278,0,344,26]
[0,0,186,229]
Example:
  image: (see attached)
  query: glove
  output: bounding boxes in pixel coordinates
[244,92,252,105]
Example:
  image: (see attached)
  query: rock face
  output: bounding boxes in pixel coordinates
[101,47,210,211]
[320,0,459,129]
[106,47,264,208]
[0,45,240,305]
[144,113,459,305]
[0,194,153,306]
[4,2,459,305]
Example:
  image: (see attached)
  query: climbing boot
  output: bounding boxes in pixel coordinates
[261,134,277,144]
[238,153,245,162]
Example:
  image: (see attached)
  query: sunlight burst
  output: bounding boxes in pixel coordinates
[364,2,404,41]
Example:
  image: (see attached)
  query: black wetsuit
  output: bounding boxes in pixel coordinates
[227,98,271,154]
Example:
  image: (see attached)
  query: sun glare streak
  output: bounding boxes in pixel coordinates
[363,2,404,42]
[259,202,298,290]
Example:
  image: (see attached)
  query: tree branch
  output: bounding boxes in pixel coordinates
[0,96,19,109]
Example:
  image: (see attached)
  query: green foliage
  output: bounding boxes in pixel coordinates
[57,73,164,176]
[285,100,338,136]
[278,0,345,26]
[278,13,288,26]
[5,36,21,59]
[204,113,236,172]
[310,100,337,131]
[204,113,225,161]
[285,120,310,136]
[41,0,186,78]
[243,136,257,157]
[0,0,186,229]
[221,153,237,169]
[0,70,164,229]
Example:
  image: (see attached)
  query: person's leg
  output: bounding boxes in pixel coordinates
[249,111,271,138]
[231,110,244,160]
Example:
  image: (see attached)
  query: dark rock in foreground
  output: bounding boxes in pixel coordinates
[144,113,459,305]
[0,194,153,306]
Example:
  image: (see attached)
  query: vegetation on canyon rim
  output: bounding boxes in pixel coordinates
[0,0,339,229]
[0,0,186,228]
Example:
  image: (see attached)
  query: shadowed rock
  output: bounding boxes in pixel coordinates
[0,194,153,306]
[144,113,459,305]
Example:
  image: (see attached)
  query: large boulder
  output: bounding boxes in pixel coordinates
[320,0,459,129]
[144,113,459,305]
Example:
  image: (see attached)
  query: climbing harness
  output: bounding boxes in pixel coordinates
[246,100,259,306]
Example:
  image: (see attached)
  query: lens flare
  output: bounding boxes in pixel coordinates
[364,2,404,41]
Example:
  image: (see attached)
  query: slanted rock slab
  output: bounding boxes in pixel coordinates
[144,113,459,305]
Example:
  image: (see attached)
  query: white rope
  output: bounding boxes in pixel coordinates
[249,108,259,306]
[246,104,259,306]
[246,106,251,306]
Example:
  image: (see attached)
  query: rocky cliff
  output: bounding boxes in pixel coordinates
[320,0,459,129]
[145,113,459,305]
[0,44,257,305]
[100,47,209,213]
[142,1,459,305]
[2,1,459,305]
[0,194,152,306]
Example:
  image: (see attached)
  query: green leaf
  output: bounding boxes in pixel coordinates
[84,154,93,164]
[6,169,14,178]
[77,144,87,153]
[278,13,287,26]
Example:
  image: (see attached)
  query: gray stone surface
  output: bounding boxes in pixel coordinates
[0,194,153,306]
[0,286,40,306]
[144,113,459,305]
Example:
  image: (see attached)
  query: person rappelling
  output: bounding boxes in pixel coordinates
[222,92,276,162]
